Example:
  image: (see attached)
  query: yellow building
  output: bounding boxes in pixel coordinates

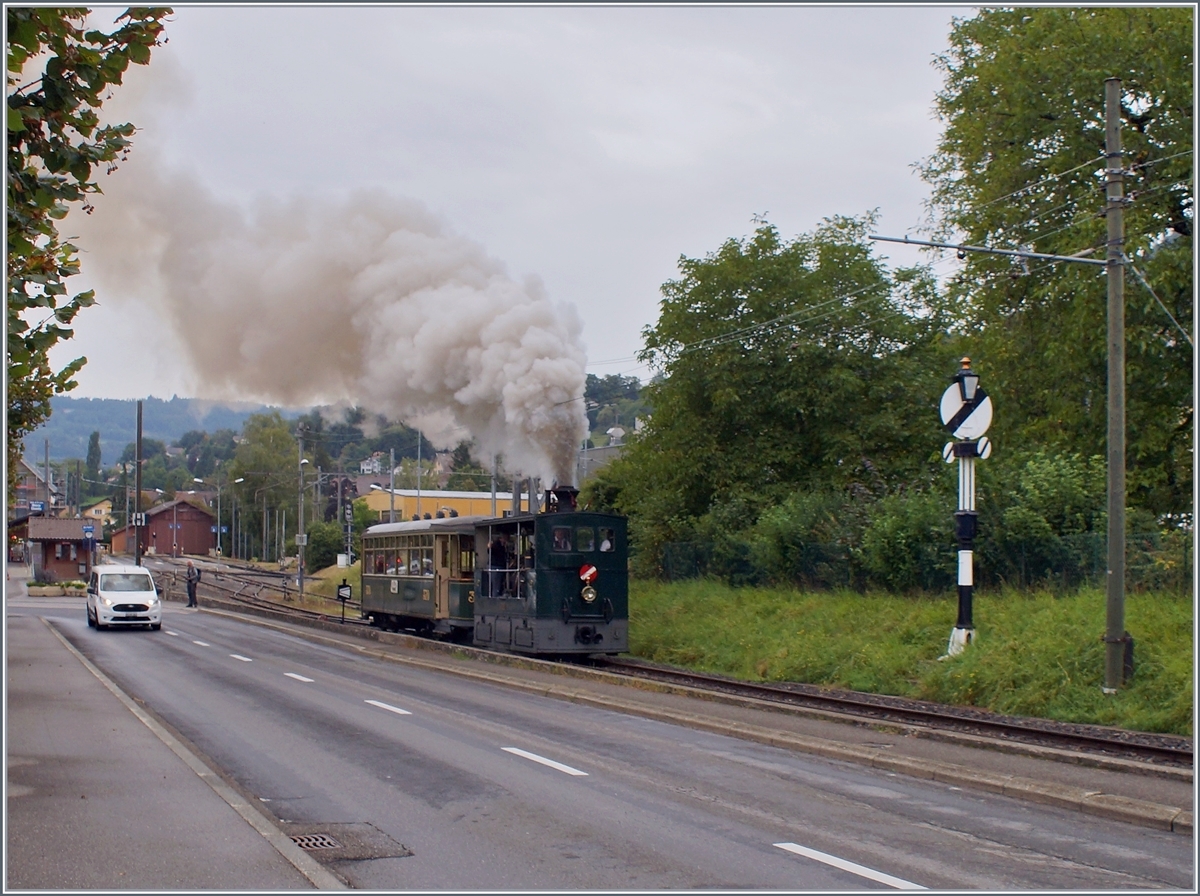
[361,488,529,522]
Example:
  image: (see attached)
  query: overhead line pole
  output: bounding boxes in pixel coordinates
[1103,77,1127,693]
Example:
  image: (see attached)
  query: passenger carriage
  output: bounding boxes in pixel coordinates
[360,514,479,637]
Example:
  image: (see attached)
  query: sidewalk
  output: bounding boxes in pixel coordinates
[5,571,337,890]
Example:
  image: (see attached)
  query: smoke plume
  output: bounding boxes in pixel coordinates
[73,158,589,483]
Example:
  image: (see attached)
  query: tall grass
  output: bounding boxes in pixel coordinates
[628,580,1193,735]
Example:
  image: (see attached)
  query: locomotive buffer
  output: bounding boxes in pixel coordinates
[939,357,993,659]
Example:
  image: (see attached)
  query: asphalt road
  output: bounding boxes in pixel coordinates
[15,596,1195,890]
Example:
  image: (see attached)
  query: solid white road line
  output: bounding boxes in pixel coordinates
[230,654,253,662]
[192,640,211,647]
[502,747,588,776]
[285,672,314,682]
[365,699,412,716]
[773,842,925,890]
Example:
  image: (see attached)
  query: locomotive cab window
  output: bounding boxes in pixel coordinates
[552,527,572,551]
[576,527,595,552]
[598,528,615,552]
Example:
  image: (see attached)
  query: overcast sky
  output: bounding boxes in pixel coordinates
[55,4,975,402]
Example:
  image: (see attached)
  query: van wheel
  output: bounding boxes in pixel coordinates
[86,607,95,628]
[150,623,161,631]
[96,619,107,631]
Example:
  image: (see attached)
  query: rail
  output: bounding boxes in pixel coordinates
[592,656,1193,769]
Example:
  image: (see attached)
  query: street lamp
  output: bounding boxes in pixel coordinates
[195,471,226,558]
[233,477,245,559]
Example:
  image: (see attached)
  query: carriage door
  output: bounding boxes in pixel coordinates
[435,534,451,617]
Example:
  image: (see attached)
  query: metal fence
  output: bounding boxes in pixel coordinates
[660,531,1192,593]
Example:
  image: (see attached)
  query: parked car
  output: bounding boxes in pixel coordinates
[86,564,162,631]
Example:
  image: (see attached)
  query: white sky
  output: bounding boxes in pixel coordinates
[54,3,975,401]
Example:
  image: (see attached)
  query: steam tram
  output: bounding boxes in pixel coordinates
[359,485,627,656]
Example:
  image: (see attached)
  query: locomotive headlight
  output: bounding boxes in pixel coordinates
[581,585,597,603]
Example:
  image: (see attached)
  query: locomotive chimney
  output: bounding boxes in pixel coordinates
[543,483,578,513]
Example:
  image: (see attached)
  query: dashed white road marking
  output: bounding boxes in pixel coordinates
[285,672,314,682]
[230,654,253,662]
[774,842,925,890]
[365,699,412,716]
[166,631,179,637]
[192,640,211,647]
[502,747,588,776]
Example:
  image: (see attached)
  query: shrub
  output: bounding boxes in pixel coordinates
[859,490,955,592]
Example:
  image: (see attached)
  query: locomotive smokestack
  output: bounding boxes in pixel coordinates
[544,483,578,513]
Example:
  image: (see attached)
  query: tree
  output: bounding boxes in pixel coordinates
[609,218,953,568]
[85,429,101,494]
[920,8,1192,520]
[6,7,171,501]
[227,412,302,559]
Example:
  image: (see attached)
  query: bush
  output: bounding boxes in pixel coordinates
[304,520,344,571]
[748,489,857,589]
[859,490,955,592]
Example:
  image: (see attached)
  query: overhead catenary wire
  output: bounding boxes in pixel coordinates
[1124,258,1193,348]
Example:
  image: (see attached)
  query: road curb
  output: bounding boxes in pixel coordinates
[42,618,348,889]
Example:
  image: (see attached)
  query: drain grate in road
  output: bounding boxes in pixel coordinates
[291,833,342,851]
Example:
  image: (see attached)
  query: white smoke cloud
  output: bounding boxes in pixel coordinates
[72,155,588,483]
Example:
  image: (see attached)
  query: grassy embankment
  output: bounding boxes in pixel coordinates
[628,580,1193,736]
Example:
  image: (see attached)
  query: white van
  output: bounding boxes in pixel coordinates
[86,564,162,631]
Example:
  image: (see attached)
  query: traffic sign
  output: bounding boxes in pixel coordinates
[295,534,308,546]
[132,512,147,527]
[30,501,45,513]
[336,583,352,602]
[82,524,94,534]
[939,382,992,439]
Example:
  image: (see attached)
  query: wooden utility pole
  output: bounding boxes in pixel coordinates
[1103,77,1128,692]
[134,401,143,566]
[298,430,306,602]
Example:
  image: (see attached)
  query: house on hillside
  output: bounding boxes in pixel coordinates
[81,496,114,528]
[359,453,385,475]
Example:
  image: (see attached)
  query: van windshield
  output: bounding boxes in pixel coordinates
[99,573,154,592]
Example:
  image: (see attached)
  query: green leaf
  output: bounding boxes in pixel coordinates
[7,105,26,133]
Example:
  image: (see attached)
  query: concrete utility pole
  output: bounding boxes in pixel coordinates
[134,401,143,566]
[389,448,395,523]
[43,439,50,514]
[1103,77,1129,693]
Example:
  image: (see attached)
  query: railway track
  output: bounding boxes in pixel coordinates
[592,656,1194,769]
[154,557,366,624]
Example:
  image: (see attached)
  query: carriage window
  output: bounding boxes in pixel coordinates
[552,527,572,551]
[598,528,615,552]
[576,527,594,552]
[421,548,434,576]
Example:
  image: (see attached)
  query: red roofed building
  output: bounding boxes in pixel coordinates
[110,498,215,558]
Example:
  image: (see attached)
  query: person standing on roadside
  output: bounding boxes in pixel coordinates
[185,560,200,608]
